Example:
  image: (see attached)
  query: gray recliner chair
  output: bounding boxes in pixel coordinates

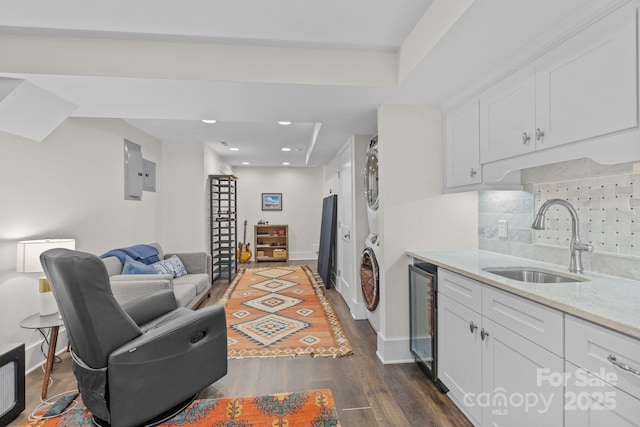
[40,248,228,427]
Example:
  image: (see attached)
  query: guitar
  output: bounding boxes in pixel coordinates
[237,220,252,263]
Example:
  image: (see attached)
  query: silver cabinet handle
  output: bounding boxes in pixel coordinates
[344,231,351,239]
[536,128,545,142]
[469,321,478,333]
[522,132,531,145]
[481,328,489,340]
[470,168,477,178]
[608,354,640,376]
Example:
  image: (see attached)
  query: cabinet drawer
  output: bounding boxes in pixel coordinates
[566,315,640,399]
[482,285,564,356]
[438,269,482,313]
[565,362,640,427]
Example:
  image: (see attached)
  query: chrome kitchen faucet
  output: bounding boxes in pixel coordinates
[532,199,593,274]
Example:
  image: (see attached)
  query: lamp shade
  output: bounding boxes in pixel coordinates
[16,239,76,273]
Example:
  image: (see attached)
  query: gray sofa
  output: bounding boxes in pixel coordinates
[101,243,212,309]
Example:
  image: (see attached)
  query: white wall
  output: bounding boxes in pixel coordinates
[160,141,205,252]
[377,104,478,363]
[0,118,162,370]
[159,141,231,253]
[234,167,324,260]
[322,155,338,197]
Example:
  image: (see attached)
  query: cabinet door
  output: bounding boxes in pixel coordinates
[446,99,481,188]
[480,68,536,163]
[481,318,564,427]
[536,5,638,150]
[438,293,483,425]
[565,362,640,427]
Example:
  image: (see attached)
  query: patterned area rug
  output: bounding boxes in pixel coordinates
[24,389,341,427]
[219,265,353,358]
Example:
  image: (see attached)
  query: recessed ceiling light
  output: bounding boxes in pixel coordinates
[278,121,292,125]
[282,162,290,166]
[242,162,250,165]
[230,147,240,151]
[281,147,291,152]
[201,119,217,124]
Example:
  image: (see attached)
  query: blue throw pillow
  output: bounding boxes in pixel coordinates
[152,255,187,278]
[122,256,157,274]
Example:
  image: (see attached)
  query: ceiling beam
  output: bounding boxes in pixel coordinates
[398,0,475,83]
[0,34,398,87]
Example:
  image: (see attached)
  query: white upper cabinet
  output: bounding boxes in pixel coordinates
[477,3,639,165]
[445,98,481,188]
[536,5,638,150]
[480,68,536,163]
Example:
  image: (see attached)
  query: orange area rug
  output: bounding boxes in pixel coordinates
[219,265,353,358]
[23,389,341,427]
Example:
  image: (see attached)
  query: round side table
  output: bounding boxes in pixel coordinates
[19,313,64,399]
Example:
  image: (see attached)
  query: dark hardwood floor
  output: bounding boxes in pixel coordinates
[12,260,471,426]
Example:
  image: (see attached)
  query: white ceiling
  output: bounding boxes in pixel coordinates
[2,0,432,50]
[0,0,601,167]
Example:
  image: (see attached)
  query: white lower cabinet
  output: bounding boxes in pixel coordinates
[565,315,640,400]
[438,293,483,425]
[438,269,564,426]
[436,268,640,426]
[564,315,640,425]
[565,362,640,427]
[481,318,564,426]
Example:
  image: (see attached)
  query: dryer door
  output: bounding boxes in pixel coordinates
[360,247,379,311]
[365,149,379,211]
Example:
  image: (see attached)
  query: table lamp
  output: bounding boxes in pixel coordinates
[16,239,76,316]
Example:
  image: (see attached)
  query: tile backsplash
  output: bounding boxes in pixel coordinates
[532,174,640,256]
[479,159,640,280]
[478,191,533,244]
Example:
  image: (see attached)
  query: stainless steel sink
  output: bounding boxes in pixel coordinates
[482,267,589,283]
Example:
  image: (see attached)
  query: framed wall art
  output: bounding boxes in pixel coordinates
[261,193,282,211]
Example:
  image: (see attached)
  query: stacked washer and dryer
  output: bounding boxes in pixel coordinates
[360,136,381,331]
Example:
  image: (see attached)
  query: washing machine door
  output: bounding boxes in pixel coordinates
[365,149,379,211]
[360,247,379,311]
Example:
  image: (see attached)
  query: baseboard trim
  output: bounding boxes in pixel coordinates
[289,252,317,260]
[25,328,68,374]
[375,333,414,365]
[349,300,367,320]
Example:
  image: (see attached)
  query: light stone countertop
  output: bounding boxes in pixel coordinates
[406,249,640,340]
